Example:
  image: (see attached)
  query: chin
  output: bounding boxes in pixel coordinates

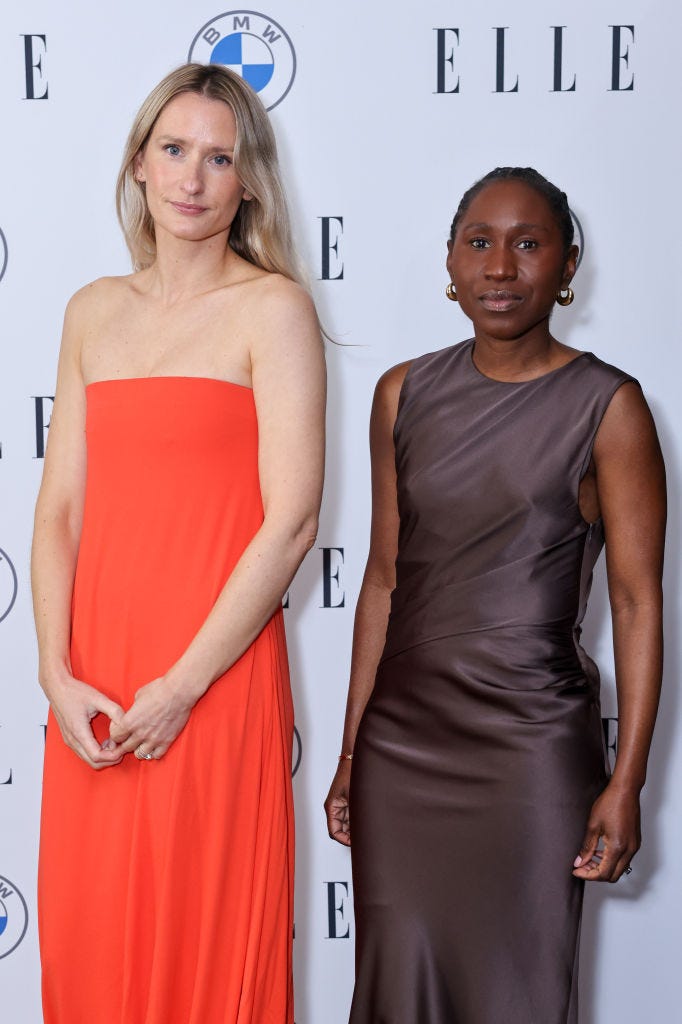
[163,219,220,242]
[478,317,523,337]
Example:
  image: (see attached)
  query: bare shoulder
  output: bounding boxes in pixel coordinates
[369,361,414,443]
[65,274,136,329]
[247,272,317,325]
[594,381,659,458]
[601,379,648,420]
[244,274,321,364]
[374,360,414,410]
[68,274,135,308]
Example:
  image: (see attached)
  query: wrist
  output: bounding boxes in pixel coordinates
[605,773,645,798]
[38,658,73,698]
[163,663,208,709]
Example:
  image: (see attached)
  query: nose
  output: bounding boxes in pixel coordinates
[484,244,517,281]
[180,157,204,197]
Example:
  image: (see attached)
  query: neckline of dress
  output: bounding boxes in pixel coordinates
[86,375,253,393]
[466,341,590,386]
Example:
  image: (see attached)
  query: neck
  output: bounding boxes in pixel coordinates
[471,325,566,379]
[143,226,241,305]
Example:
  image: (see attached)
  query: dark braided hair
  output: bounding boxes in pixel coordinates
[449,167,575,257]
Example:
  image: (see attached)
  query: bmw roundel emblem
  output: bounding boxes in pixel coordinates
[0,875,29,960]
[189,11,297,111]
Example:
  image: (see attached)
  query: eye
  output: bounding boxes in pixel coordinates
[517,239,539,250]
[469,237,490,249]
[164,144,181,157]
[212,154,232,167]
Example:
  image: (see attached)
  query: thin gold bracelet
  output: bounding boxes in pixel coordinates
[338,752,354,761]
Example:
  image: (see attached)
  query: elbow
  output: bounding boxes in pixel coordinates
[262,507,319,563]
[283,512,318,565]
[610,585,663,622]
[295,513,319,558]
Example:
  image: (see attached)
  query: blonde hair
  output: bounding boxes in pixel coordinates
[116,63,303,281]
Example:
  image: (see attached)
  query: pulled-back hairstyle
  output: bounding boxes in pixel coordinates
[449,167,575,258]
[116,63,303,281]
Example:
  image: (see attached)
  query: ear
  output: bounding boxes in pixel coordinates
[561,243,579,287]
[446,238,454,276]
[242,189,253,202]
[133,151,145,184]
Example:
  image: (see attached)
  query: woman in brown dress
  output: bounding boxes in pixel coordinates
[325,167,665,1023]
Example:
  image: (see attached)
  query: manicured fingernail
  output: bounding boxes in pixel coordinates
[574,855,583,867]
[101,739,115,750]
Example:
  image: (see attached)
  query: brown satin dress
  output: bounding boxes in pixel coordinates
[349,340,635,1024]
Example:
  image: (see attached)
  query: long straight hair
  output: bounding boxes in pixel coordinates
[116,63,304,283]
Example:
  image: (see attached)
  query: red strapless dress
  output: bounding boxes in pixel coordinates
[39,378,294,1024]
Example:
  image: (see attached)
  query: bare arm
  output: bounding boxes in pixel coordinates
[573,382,666,881]
[31,289,126,768]
[325,361,410,845]
[110,281,326,757]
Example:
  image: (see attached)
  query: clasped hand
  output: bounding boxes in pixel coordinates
[49,673,193,769]
[107,676,193,761]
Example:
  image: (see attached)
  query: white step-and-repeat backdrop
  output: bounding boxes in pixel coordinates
[1,2,679,1021]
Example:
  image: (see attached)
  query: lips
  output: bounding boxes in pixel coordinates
[170,201,207,215]
[479,290,523,312]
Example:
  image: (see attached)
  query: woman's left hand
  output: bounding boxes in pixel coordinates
[572,782,641,882]
[108,677,195,760]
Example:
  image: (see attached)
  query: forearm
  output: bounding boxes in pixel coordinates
[609,595,663,794]
[164,513,318,702]
[31,504,82,693]
[340,573,392,753]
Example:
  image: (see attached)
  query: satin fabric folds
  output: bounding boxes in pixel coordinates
[349,341,635,1024]
[39,378,294,1024]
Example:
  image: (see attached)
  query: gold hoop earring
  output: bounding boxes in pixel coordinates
[556,287,574,306]
[446,282,458,302]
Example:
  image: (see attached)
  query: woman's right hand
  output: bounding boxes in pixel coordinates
[325,760,352,846]
[45,673,125,770]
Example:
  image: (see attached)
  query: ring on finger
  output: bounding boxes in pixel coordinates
[625,865,633,875]
[134,746,154,761]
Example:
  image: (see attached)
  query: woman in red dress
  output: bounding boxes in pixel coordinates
[33,63,325,1024]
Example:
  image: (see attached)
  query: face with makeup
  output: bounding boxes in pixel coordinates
[134,91,251,246]
[446,179,578,345]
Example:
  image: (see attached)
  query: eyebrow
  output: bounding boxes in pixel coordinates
[156,134,234,153]
[463,221,551,233]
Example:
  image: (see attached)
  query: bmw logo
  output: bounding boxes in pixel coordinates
[0,228,7,284]
[0,875,29,960]
[189,11,296,111]
[0,548,18,624]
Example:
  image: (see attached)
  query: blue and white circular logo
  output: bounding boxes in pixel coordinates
[189,11,296,111]
[0,548,18,624]
[0,875,29,959]
[0,228,7,284]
